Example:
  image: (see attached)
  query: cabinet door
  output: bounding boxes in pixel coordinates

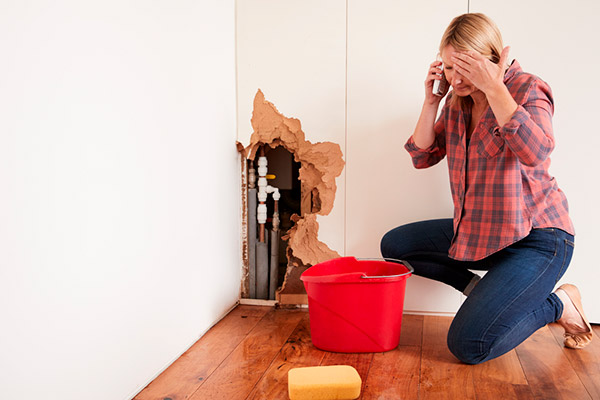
[470,0,600,321]
[236,0,347,256]
[346,0,467,313]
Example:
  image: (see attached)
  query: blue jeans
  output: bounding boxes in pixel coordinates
[381,219,575,364]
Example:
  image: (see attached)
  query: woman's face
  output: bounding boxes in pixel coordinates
[440,44,481,98]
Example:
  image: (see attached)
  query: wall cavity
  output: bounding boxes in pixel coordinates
[239,89,344,304]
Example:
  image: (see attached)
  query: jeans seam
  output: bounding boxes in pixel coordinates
[481,306,541,362]
[477,237,558,356]
[555,238,574,283]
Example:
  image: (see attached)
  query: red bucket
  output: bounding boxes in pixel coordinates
[301,257,413,353]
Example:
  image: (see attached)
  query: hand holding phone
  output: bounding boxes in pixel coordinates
[432,54,448,97]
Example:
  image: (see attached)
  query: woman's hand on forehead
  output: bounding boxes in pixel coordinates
[450,47,510,94]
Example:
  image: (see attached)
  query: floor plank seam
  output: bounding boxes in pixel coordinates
[513,344,533,394]
[361,351,376,398]
[555,346,594,399]
[189,307,276,400]
[243,315,305,400]
[551,323,599,399]
[546,325,595,400]
[417,344,423,400]
[560,349,596,400]
[417,317,424,400]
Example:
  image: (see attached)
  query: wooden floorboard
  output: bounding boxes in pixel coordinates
[245,313,324,400]
[362,314,424,400]
[362,346,421,400]
[136,306,600,400]
[548,322,600,399]
[471,349,534,400]
[188,308,305,400]
[515,325,592,400]
[419,316,476,400]
[134,305,271,400]
[398,314,424,347]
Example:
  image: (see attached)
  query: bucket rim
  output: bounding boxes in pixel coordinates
[300,257,413,283]
[356,258,414,279]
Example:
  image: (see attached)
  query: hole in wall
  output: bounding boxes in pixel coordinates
[253,146,301,291]
[239,90,345,305]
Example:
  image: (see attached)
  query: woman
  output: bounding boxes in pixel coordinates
[381,13,593,364]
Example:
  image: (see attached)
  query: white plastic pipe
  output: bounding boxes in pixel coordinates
[257,156,268,225]
[265,185,280,199]
[256,156,280,225]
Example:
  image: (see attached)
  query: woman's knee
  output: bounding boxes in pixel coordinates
[381,219,453,258]
[447,319,489,365]
[380,228,397,258]
[380,225,412,259]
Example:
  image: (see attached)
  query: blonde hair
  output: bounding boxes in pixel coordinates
[439,13,505,109]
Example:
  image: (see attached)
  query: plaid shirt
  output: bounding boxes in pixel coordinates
[405,60,574,261]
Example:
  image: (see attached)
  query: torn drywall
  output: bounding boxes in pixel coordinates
[240,89,344,303]
[282,214,340,267]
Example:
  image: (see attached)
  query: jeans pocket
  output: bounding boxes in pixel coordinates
[555,238,575,283]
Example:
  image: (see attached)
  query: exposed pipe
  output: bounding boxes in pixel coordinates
[269,192,280,300]
[247,162,257,299]
[272,194,280,230]
[256,239,269,299]
[257,148,267,243]
[254,145,282,300]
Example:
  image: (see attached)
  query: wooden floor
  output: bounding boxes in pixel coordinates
[135,305,600,400]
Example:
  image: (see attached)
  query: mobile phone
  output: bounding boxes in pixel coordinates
[432,56,448,97]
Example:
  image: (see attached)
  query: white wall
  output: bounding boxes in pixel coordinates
[237,1,600,319]
[346,0,467,314]
[0,1,240,399]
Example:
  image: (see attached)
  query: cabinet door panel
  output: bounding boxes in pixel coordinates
[346,0,466,313]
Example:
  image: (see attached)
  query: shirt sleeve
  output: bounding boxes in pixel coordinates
[404,105,447,169]
[497,79,555,166]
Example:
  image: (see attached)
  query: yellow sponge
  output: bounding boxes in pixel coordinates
[288,365,362,400]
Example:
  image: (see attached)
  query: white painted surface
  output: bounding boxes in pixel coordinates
[0,1,240,399]
[346,0,467,313]
[236,0,600,320]
[471,0,600,322]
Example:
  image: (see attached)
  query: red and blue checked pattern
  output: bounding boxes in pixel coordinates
[405,60,574,261]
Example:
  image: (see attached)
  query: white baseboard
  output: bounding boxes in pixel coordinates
[403,310,456,317]
[239,298,278,306]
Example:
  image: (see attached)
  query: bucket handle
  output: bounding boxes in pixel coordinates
[355,258,414,279]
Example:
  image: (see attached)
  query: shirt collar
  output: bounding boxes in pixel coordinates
[503,59,521,83]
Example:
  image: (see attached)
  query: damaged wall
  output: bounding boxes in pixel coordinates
[239,90,344,303]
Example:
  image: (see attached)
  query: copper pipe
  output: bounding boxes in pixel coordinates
[259,225,265,243]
